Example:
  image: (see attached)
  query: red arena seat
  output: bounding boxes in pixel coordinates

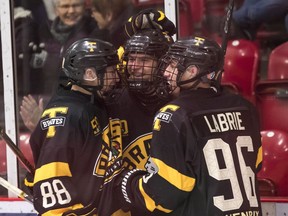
[19,133,34,166]
[0,141,6,174]
[255,42,288,133]
[179,0,205,37]
[221,39,260,103]
[257,178,276,196]
[255,82,288,133]
[0,133,34,174]
[257,130,288,196]
[267,41,288,80]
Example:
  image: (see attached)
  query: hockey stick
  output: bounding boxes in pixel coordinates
[221,0,235,56]
[0,177,33,204]
[0,127,35,175]
[217,0,235,83]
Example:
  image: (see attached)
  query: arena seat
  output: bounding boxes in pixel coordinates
[255,82,288,133]
[255,42,288,133]
[0,133,34,173]
[0,143,6,174]
[267,41,288,80]
[221,39,260,103]
[179,0,205,37]
[257,130,288,196]
[257,178,276,197]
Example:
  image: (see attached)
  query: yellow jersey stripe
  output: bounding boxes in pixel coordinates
[256,146,262,169]
[42,203,83,216]
[153,158,195,192]
[34,162,72,184]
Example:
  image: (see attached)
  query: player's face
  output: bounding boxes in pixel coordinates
[55,0,85,26]
[127,53,158,82]
[163,59,180,97]
[100,66,120,93]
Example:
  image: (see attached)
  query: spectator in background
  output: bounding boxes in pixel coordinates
[91,0,138,48]
[14,0,50,26]
[13,3,39,96]
[19,0,108,131]
[34,0,108,96]
[231,0,288,40]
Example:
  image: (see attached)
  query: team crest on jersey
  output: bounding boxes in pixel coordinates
[94,118,123,183]
[40,117,66,130]
[91,116,101,136]
[155,111,172,123]
[122,133,152,170]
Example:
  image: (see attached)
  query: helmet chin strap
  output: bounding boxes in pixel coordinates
[156,81,171,100]
[83,77,97,81]
[75,83,103,97]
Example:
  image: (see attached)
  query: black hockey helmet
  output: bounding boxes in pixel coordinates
[168,36,223,83]
[121,29,173,111]
[123,28,173,92]
[123,28,173,60]
[62,38,119,85]
[156,36,224,98]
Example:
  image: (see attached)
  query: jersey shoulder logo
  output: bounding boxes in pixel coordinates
[155,112,172,123]
[41,107,68,138]
[40,117,66,130]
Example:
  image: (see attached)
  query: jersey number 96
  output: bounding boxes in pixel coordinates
[203,136,259,212]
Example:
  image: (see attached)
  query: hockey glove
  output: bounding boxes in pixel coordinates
[23,171,34,196]
[124,8,177,38]
[120,169,147,205]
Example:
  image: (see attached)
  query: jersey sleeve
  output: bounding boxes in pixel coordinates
[30,106,99,215]
[122,105,196,213]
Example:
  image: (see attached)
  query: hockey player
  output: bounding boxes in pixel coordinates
[108,28,174,170]
[26,38,123,215]
[106,28,173,215]
[119,36,263,215]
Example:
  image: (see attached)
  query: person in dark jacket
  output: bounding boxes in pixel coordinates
[35,0,108,95]
[19,0,109,131]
